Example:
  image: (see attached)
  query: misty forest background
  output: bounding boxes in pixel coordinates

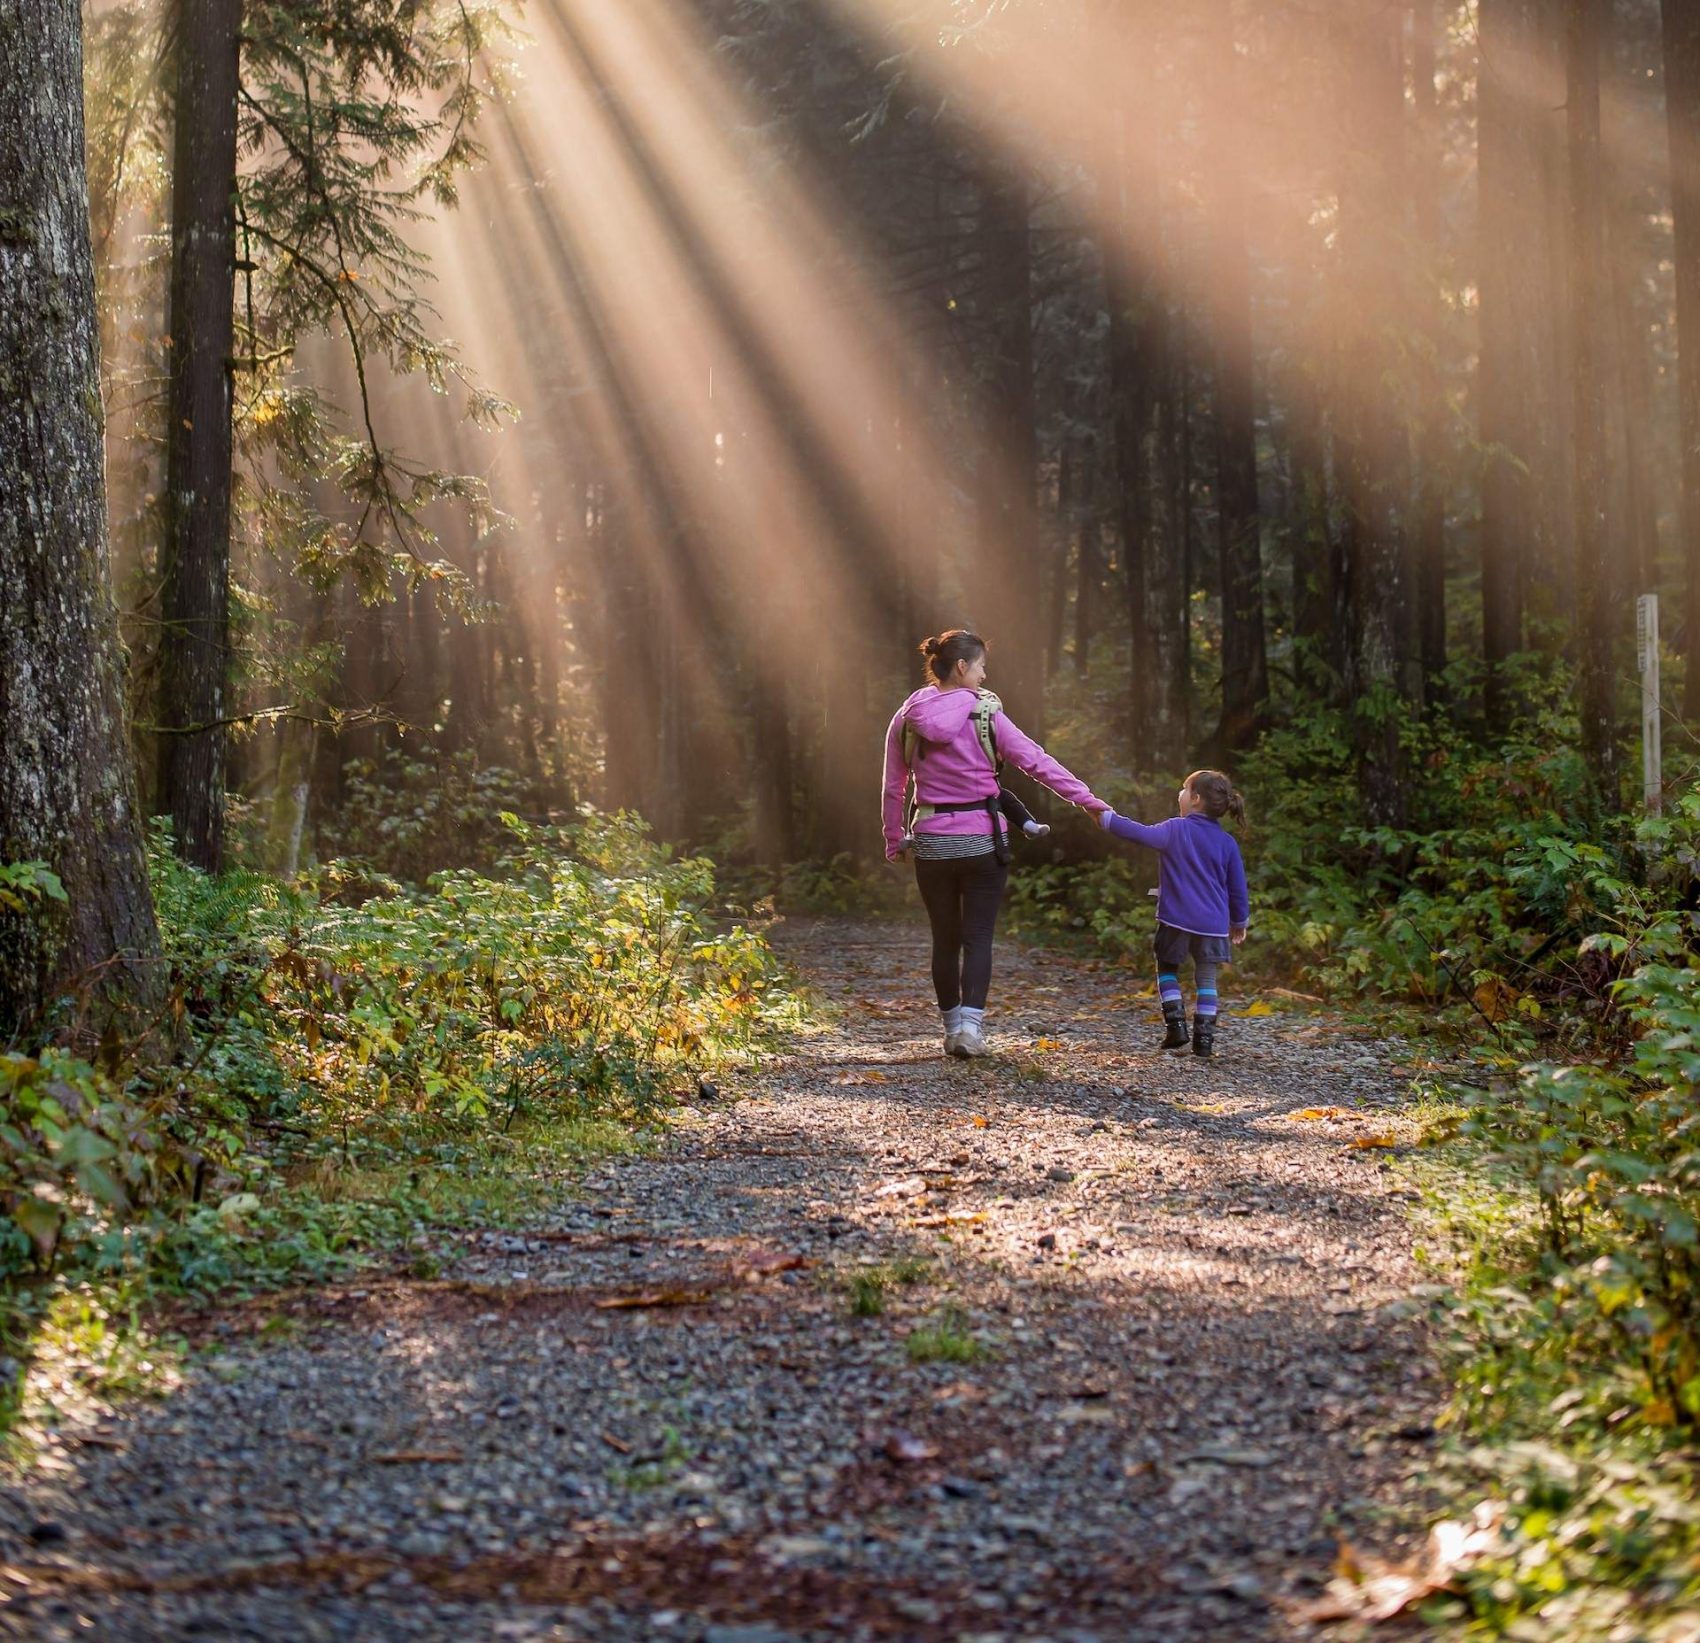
[75,0,1700,884]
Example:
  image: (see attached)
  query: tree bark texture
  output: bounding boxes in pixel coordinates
[155,0,241,870]
[1477,0,1542,725]
[1204,0,1268,752]
[0,0,164,1035]
[972,158,1044,735]
[1665,0,1700,715]
[1106,38,1188,770]
[1335,0,1409,825]
[1566,0,1620,796]
[1410,0,1449,695]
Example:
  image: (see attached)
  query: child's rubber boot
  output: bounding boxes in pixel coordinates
[1160,1001,1190,1052]
[1191,1013,1216,1058]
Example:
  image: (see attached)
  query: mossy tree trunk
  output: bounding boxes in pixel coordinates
[0,0,164,1037]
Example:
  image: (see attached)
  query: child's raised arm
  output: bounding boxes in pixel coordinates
[1099,811,1177,851]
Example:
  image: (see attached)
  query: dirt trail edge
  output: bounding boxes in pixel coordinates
[1,917,1442,1643]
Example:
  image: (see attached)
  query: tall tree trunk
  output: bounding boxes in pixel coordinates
[1411,0,1449,696]
[155,0,240,871]
[1566,0,1619,795]
[1289,363,1341,692]
[1106,26,1187,768]
[1613,201,1660,605]
[1478,0,1539,727]
[1045,441,1073,681]
[1665,0,1700,715]
[1205,0,1268,753]
[973,157,1043,733]
[1073,455,1098,679]
[1336,0,1409,825]
[0,0,163,1035]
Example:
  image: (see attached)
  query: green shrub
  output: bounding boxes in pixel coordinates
[2,812,798,1289]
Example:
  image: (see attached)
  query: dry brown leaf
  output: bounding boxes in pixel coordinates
[1473,977,1520,1022]
[883,1431,939,1462]
[746,1251,811,1276]
[600,1432,632,1454]
[1298,1506,1505,1624]
[593,1289,713,1310]
[872,1177,926,1199]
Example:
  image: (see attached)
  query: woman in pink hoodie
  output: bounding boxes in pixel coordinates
[882,630,1108,1058]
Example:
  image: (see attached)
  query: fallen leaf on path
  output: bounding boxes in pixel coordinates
[872,1177,927,1199]
[62,1432,126,1450]
[1236,1000,1276,1017]
[1351,1134,1402,1150]
[883,1432,939,1462]
[1288,1106,1348,1122]
[601,1432,632,1454]
[1033,1037,1064,1051]
[912,1211,987,1228]
[746,1251,811,1275]
[1298,1505,1505,1623]
[970,1115,990,1128]
[933,1380,985,1403]
[837,1068,890,1084]
[371,1449,464,1465]
[1180,1445,1274,1467]
[593,1289,714,1309]
[1056,1403,1116,1424]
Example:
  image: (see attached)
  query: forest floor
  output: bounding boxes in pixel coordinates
[0,917,1447,1642]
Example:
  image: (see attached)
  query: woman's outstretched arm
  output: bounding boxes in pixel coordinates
[993,714,1108,813]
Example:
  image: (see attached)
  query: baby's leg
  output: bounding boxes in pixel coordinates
[998,786,1049,838]
[997,787,1033,827]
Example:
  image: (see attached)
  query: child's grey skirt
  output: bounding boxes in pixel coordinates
[1154,922,1234,968]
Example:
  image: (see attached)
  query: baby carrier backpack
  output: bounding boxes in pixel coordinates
[903,690,1009,862]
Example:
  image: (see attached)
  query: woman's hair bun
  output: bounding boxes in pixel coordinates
[918,628,988,682]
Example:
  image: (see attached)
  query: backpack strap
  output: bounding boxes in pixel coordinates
[972,690,1004,776]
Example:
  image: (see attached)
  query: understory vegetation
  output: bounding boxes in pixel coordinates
[0,812,796,1433]
[997,663,1700,1634]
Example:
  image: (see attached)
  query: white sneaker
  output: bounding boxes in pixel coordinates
[955,1025,989,1058]
[943,1032,962,1058]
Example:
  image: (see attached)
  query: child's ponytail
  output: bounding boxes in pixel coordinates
[1185,769,1247,827]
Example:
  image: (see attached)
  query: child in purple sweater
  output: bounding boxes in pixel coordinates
[1098,770,1249,1059]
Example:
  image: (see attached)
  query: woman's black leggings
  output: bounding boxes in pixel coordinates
[914,852,1010,1010]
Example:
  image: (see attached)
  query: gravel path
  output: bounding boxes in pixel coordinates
[1,917,1442,1642]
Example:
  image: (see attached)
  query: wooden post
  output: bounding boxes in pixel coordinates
[1638,593,1662,812]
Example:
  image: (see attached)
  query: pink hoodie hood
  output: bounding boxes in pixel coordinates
[901,685,979,742]
[880,686,1104,858]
